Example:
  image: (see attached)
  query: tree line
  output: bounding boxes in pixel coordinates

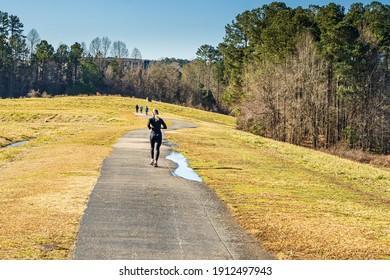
[0,10,150,98]
[0,10,220,112]
[217,1,390,154]
[1,2,389,154]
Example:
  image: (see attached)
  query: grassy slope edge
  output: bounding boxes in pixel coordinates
[0,96,389,260]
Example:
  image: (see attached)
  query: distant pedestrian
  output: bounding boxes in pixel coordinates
[145,106,149,115]
[140,105,143,113]
[147,109,167,167]
[135,104,139,113]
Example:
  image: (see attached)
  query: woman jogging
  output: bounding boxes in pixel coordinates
[147,109,167,167]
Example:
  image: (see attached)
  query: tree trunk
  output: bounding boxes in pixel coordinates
[325,64,333,148]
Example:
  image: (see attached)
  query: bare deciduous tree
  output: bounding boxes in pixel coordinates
[89,37,102,57]
[111,40,128,58]
[26,28,40,58]
[239,33,328,148]
[102,37,111,58]
[131,47,142,59]
[144,62,180,101]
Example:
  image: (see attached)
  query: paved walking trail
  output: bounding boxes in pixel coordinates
[72,117,274,260]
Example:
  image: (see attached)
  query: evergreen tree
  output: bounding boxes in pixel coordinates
[54,44,70,92]
[34,40,54,89]
[69,42,83,84]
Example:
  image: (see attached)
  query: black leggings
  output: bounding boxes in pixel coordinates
[150,133,162,161]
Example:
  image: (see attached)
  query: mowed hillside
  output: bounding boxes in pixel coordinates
[0,96,389,260]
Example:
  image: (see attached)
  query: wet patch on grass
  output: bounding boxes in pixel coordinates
[2,140,29,149]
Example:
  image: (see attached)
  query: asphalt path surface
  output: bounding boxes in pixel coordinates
[72,116,274,260]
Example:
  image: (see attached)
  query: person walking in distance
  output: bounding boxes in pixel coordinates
[147,109,167,167]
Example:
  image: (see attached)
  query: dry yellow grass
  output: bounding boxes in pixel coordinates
[1,96,389,260]
[0,96,146,259]
[167,122,390,260]
[0,145,107,259]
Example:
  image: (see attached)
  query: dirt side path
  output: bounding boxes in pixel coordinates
[72,119,274,259]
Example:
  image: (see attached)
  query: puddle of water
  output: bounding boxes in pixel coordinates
[166,151,202,182]
[3,140,29,149]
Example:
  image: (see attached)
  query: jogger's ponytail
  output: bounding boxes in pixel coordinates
[152,109,159,121]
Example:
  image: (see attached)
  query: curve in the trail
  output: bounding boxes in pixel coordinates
[72,119,274,260]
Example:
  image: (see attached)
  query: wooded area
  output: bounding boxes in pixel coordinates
[0,1,389,154]
[0,9,218,110]
[219,1,390,154]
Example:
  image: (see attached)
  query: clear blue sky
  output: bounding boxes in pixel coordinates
[1,0,388,60]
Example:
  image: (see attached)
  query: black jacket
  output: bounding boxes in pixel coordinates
[147,117,167,135]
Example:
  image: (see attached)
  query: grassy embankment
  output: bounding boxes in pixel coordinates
[0,96,146,259]
[0,96,389,260]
